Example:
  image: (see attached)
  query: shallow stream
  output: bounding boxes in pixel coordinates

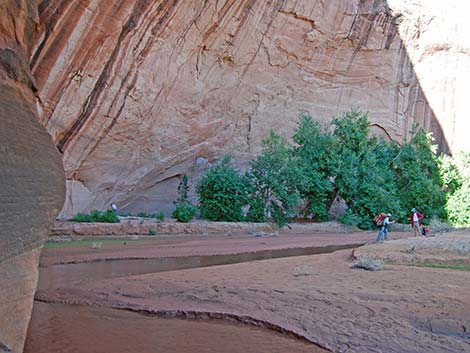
[25,244,359,352]
[37,243,360,292]
[25,302,329,353]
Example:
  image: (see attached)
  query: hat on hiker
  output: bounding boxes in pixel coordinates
[387,213,391,217]
[411,208,416,212]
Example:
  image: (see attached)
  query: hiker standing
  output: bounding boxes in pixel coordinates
[410,208,424,237]
[376,213,392,242]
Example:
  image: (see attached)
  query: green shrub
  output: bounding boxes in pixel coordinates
[70,209,119,223]
[190,110,452,230]
[248,131,302,227]
[446,182,470,227]
[392,126,445,220]
[101,210,120,223]
[244,182,266,223]
[196,156,248,222]
[156,211,165,221]
[337,209,362,227]
[148,229,157,235]
[172,203,196,222]
[446,153,470,227]
[439,154,462,194]
[293,114,335,221]
[331,111,401,228]
[70,212,93,222]
[172,174,197,222]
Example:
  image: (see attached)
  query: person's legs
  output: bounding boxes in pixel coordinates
[384,227,389,240]
[417,224,425,237]
[376,227,384,242]
[413,224,420,237]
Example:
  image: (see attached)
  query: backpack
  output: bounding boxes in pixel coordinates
[374,213,387,226]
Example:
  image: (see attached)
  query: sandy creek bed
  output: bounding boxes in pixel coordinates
[25,231,470,353]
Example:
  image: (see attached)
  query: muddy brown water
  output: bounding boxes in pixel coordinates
[26,244,359,353]
[25,302,329,353]
[37,244,361,292]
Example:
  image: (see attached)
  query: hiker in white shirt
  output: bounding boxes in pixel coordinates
[376,213,392,242]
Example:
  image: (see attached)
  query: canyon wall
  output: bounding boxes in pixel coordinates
[0,1,65,352]
[31,0,464,217]
[387,0,470,158]
[0,1,466,350]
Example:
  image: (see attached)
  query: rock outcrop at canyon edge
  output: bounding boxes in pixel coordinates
[33,0,464,217]
[0,1,65,352]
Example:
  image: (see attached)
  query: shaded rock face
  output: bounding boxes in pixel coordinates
[0,1,65,351]
[0,250,42,353]
[387,0,470,158]
[30,0,459,217]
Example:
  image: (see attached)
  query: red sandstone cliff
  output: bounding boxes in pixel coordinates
[0,1,65,352]
[2,0,467,221]
[30,0,465,218]
[388,0,470,157]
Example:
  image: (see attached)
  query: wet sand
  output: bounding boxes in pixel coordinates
[27,231,470,353]
[25,302,328,353]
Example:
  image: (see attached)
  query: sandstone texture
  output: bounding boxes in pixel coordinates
[387,0,470,156]
[0,1,65,352]
[0,250,41,353]
[0,0,64,264]
[29,0,465,218]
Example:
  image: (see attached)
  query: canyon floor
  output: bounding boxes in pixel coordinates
[25,227,470,353]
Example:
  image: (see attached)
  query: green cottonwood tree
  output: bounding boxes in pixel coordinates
[332,110,401,228]
[444,152,470,226]
[392,126,445,220]
[292,114,335,221]
[248,131,302,226]
[196,156,248,222]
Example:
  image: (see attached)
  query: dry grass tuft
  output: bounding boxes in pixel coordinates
[293,266,317,277]
[90,242,102,249]
[351,256,384,271]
